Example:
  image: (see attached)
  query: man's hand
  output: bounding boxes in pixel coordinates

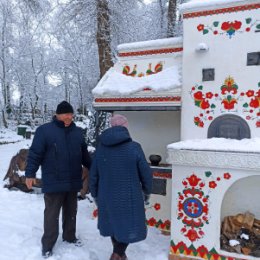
[25,178,36,189]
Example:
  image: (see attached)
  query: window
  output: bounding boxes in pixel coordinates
[202,68,215,81]
[247,52,260,66]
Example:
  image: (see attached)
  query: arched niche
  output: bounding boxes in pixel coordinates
[208,114,251,140]
[221,175,260,220]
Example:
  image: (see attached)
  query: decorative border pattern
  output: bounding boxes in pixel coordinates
[167,149,260,171]
[122,62,163,77]
[146,217,171,232]
[118,47,183,57]
[95,96,181,103]
[197,18,260,38]
[183,3,260,19]
[153,172,172,179]
[169,240,241,260]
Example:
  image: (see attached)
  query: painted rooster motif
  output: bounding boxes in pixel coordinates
[146,62,163,75]
[122,64,137,77]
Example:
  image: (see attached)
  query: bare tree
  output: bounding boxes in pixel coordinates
[167,0,177,37]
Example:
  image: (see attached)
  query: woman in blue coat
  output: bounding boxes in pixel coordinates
[90,114,152,260]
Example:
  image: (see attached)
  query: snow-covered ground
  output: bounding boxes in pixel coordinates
[0,133,170,260]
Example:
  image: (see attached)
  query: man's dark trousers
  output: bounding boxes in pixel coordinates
[41,191,78,252]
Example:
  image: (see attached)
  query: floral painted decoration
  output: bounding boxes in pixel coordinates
[197,18,260,38]
[177,172,231,242]
[190,77,260,128]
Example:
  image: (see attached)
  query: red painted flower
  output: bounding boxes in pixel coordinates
[185,229,200,242]
[197,24,204,31]
[246,27,251,32]
[194,117,204,128]
[186,174,201,187]
[198,229,205,236]
[194,91,203,100]
[221,21,242,31]
[164,220,171,229]
[181,227,187,233]
[93,209,98,218]
[148,217,157,226]
[256,121,260,128]
[197,245,209,257]
[154,203,161,211]
[249,98,260,108]
[209,181,217,189]
[223,172,231,179]
[222,98,237,110]
[208,116,213,120]
[246,90,255,97]
[200,99,210,109]
[206,92,213,99]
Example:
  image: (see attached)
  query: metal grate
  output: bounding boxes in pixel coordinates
[207,114,251,140]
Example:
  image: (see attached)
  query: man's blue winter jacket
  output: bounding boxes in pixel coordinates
[25,117,91,193]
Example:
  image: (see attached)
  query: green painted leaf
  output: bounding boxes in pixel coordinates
[246,18,252,24]
[256,24,260,29]
[198,85,203,90]
[205,171,212,177]
[203,29,209,35]
[211,104,216,108]
[213,21,219,27]
[195,100,201,107]
[258,82,260,87]
[227,95,232,101]
[243,103,249,108]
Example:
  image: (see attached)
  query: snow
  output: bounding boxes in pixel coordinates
[229,239,240,246]
[240,233,249,240]
[0,129,23,144]
[0,131,169,260]
[117,37,183,52]
[92,66,181,96]
[180,0,256,13]
[167,137,260,153]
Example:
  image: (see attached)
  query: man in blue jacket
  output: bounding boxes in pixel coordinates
[25,101,91,258]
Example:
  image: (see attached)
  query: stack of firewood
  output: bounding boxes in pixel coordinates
[221,212,260,257]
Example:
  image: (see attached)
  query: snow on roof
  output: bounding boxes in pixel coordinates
[180,0,258,14]
[92,66,181,96]
[117,37,183,53]
[168,137,260,153]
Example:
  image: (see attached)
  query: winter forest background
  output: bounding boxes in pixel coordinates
[0,0,184,147]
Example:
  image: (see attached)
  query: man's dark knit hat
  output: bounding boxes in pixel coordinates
[56,101,74,114]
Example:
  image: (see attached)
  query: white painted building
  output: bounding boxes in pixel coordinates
[92,0,260,259]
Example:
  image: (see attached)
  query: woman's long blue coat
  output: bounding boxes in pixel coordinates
[90,126,152,244]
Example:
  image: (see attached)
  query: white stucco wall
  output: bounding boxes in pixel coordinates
[181,4,260,140]
[116,111,181,164]
[221,175,260,220]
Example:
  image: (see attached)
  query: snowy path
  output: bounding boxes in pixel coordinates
[0,140,170,260]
